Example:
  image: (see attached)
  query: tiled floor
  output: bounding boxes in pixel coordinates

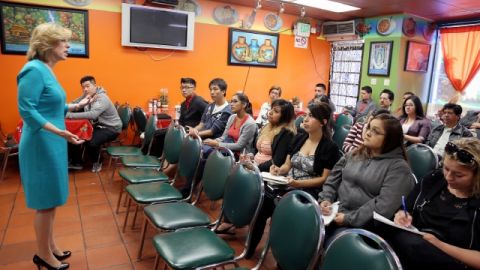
[0,163,276,270]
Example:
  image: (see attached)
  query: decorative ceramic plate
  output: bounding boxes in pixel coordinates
[356,21,371,35]
[423,23,435,41]
[63,0,92,6]
[377,17,395,36]
[175,0,201,16]
[264,12,283,32]
[213,5,239,25]
[403,17,417,37]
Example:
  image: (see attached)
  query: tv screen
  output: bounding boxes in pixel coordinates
[121,4,194,51]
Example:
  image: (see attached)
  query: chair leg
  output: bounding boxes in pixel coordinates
[131,205,139,230]
[110,158,118,183]
[108,156,113,170]
[153,255,160,270]
[123,197,132,233]
[0,149,9,181]
[115,182,125,214]
[137,218,149,260]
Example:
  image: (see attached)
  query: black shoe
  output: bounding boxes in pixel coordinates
[54,251,72,261]
[33,255,69,270]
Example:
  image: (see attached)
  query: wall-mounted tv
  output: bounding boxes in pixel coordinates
[121,3,195,51]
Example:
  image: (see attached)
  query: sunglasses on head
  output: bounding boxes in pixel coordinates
[444,142,476,165]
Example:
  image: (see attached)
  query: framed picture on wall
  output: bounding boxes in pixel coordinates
[228,28,279,68]
[367,41,393,76]
[0,1,89,57]
[404,41,431,72]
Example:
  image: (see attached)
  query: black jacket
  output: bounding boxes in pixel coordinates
[179,95,208,128]
[258,128,295,172]
[406,169,480,250]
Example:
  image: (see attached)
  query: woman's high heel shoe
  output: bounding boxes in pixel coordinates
[53,251,72,261]
[33,255,69,270]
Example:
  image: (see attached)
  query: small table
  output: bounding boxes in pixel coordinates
[15,119,94,142]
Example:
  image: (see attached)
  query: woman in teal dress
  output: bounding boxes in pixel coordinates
[17,23,90,270]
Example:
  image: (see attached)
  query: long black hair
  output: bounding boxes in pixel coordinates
[401,95,425,118]
[234,93,253,116]
[308,102,332,139]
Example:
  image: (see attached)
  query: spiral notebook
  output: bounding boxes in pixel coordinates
[373,212,425,236]
[260,172,289,185]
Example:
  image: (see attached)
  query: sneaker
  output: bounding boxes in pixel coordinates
[68,163,83,170]
[91,162,102,173]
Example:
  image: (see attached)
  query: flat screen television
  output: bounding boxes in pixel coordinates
[121,3,195,51]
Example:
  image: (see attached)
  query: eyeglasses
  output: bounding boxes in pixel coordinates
[444,142,476,165]
[365,125,385,136]
[180,85,194,90]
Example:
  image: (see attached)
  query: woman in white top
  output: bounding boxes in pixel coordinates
[255,85,281,128]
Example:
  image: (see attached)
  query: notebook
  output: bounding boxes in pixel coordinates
[373,212,425,236]
[260,172,289,185]
[322,201,340,225]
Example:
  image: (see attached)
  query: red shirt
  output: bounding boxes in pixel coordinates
[185,94,195,109]
[227,115,250,142]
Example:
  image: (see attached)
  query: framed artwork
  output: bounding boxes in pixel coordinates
[0,1,89,57]
[367,41,393,76]
[404,41,431,72]
[228,28,279,68]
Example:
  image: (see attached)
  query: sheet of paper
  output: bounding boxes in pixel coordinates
[322,201,340,225]
[373,212,425,236]
[260,172,289,185]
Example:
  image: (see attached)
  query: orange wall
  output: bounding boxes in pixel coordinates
[0,6,330,133]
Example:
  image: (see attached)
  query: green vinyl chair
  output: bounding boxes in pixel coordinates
[321,229,402,270]
[295,116,305,130]
[243,190,324,270]
[137,147,235,259]
[334,114,353,132]
[151,163,265,270]
[406,143,438,182]
[115,124,186,213]
[332,124,350,150]
[122,134,202,232]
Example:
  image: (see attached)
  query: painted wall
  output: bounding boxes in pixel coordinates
[0,0,331,133]
[359,14,435,112]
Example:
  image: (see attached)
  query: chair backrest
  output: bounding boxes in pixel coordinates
[117,104,132,131]
[295,116,304,130]
[321,229,402,270]
[202,147,235,201]
[406,143,438,182]
[332,124,350,149]
[133,107,147,133]
[162,125,186,164]
[176,135,202,191]
[334,114,353,131]
[356,115,368,124]
[223,164,264,228]
[143,115,158,153]
[267,190,324,270]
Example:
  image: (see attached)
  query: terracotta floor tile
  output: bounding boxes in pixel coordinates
[0,259,34,270]
[0,193,16,205]
[0,180,20,195]
[86,244,130,270]
[125,239,157,261]
[75,177,103,188]
[98,263,133,270]
[80,203,113,218]
[64,250,88,270]
[77,192,109,207]
[82,213,117,233]
[84,227,123,249]
[76,183,105,195]
[54,218,83,237]
[3,224,35,245]
[56,232,85,253]
[132,257,156,270]
[56,205,81,221]
[0,241,36,265]
[8,212,35,227]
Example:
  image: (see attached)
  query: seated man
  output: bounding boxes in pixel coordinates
[379,89,394,111]
[308,83,336,113]
[189,78,232,139]
[459,109,480,138]
[425,103,473,157]
[353,85,377,120]
[178,77,208,128]
[67,75,122,172]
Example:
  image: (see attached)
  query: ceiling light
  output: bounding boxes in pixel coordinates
[256,0,262,9]
[283,0,360,13]
[300,6,306,17]
[279,3,285,13]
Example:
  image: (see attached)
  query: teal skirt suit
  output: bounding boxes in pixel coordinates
[17,59,69,210]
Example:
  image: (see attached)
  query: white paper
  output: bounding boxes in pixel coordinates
[373,212,425,236]
[322,201,340,225]
[260,172,289,185]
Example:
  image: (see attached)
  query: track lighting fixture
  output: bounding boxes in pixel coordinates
[256,0,262,9]
[300,6,306,17]
[279,3,285,13]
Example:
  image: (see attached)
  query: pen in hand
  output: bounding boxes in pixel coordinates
[401,195,408,218]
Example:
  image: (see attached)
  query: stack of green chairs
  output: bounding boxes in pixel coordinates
[332,124,351,150]
[137,147,235,259]
[151,164,264,270]
[406,143,438,182]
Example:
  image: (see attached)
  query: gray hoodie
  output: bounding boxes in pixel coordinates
[318,147,415,227]
[66,87,122,133]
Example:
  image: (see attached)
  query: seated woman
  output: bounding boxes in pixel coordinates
[399,95,431,146]
[255,85,282,128]
[319,113,415,242]
[246,102,341,258]
[385,138,480,270]
[342,109,390,153]
[204,93,257,154]
[253,99,296,172]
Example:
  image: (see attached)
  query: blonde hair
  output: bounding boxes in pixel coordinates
[445,138,480,197]
[27,23,72,61]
